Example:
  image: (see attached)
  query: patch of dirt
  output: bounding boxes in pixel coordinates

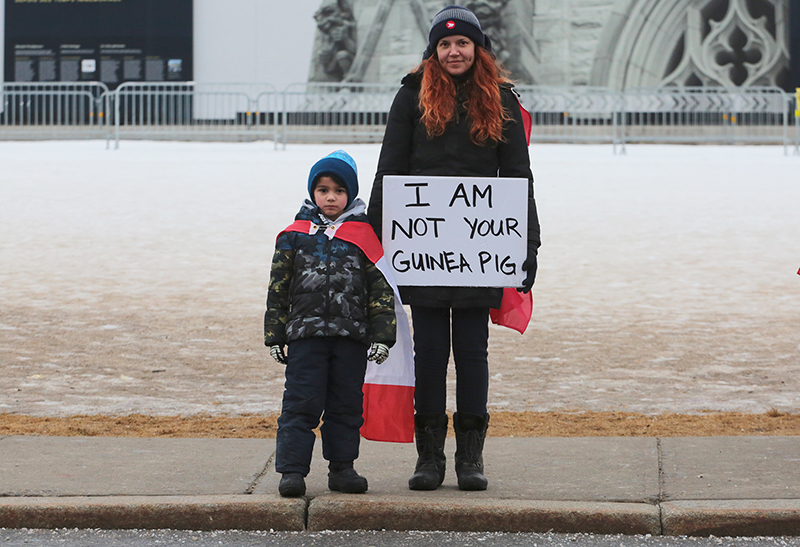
[2,410,800,439]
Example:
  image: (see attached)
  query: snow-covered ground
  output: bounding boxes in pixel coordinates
[1,140,799,416]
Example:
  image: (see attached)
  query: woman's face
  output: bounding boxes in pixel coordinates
[436,35,475,77]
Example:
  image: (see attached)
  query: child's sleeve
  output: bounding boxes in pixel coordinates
[364,259,397,347]
[263,235,295,347]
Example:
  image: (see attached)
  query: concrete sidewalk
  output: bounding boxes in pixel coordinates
[2,435,800,536]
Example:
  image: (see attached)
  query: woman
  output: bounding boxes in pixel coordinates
[367,5,541,491]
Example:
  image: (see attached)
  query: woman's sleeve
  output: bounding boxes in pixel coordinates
[499,89,541,254]
[367,86,417,241]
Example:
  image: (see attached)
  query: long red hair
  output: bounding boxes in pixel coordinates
[418,46,513,144]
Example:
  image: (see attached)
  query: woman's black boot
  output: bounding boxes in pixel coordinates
[408,414,448,490]
[453,412,489,491]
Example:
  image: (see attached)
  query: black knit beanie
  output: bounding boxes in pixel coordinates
[423,5,488,59]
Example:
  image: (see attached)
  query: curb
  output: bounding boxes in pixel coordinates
[308,497,661,534]
[4,497,800,536]
[662,500,800,537]
[0,496,305,531]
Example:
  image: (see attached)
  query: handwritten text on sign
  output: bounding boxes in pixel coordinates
[382,175,528,287]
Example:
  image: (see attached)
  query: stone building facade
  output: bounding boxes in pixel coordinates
[308,0,792,90]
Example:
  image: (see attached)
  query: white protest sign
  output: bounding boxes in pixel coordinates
[382,175,528,287]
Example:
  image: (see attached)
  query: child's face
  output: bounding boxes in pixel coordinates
[313,176,348,220]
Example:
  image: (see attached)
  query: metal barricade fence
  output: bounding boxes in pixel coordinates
[1,82,110,139]
[2,81,797,151]
[111,82,279,148]
[253,89,282,145]
[279,82,398,145]
[515,86,624,150]
[794,89,800,155]
[623,87,791,150]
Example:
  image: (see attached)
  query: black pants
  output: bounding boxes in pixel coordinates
[410,306,490,416]
[275,336,368,476]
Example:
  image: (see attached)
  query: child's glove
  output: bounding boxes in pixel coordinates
[367,342,389,364]
[270,345,287,365]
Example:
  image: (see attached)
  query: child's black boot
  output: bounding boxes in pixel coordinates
[328,461,368,493]
[278,473,306,497]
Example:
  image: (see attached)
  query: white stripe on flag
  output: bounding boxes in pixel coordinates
[364,257,414,387]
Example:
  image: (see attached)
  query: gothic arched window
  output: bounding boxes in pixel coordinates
[661,0,789,87]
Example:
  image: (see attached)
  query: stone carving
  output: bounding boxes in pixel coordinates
[662,0,790,87]
[309,0,359,82]
[307,0,536,85]
[459,0,535,82]
[465,0,510,60]
[591,0,790,89]
[306,0,792,89]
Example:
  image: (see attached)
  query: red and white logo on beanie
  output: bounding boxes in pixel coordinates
[446,20,455,29]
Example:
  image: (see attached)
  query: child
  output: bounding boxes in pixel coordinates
[264,150,397,497]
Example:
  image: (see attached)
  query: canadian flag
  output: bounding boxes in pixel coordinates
[489,94,536,334]
[279,220,415,443]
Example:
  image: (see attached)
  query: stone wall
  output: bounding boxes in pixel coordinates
[532,0,616,86]
[307,0,792,90]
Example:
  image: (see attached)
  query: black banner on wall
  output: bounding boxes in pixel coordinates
[4,0,192,87]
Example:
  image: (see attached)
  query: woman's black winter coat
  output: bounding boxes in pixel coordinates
[367,70,541,309]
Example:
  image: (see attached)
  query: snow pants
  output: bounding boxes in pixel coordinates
[275,336,368,476]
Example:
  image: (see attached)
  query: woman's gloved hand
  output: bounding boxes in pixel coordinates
[518,254,538,294]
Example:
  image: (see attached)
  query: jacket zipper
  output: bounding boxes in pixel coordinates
[324,235,332,331]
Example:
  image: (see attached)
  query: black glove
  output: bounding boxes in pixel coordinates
[518,254,537,294]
